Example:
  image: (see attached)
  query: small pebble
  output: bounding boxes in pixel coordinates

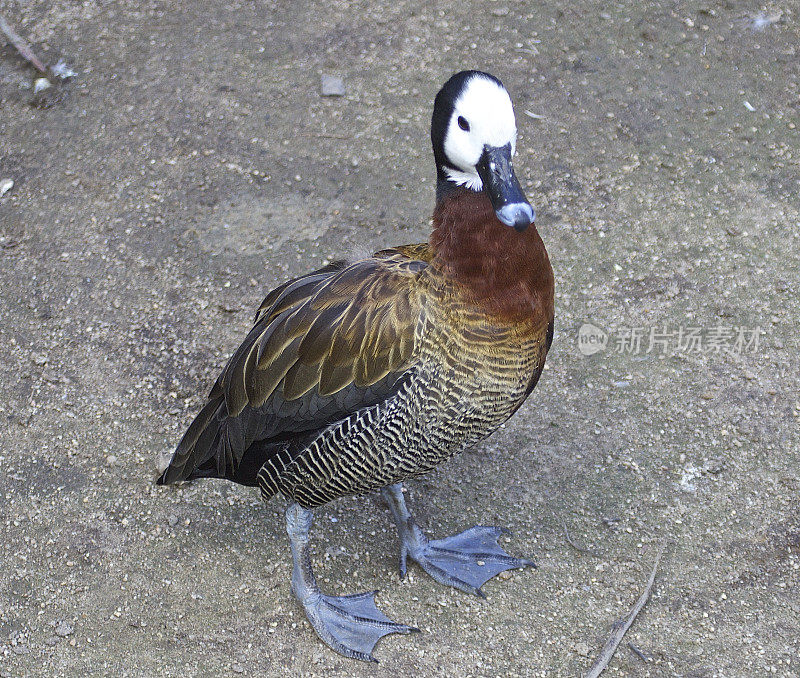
[320,75,345,97]
[54,621,74,637]
[33,77,52,94]
[167,514,179,527]
[574,641,590,657]
[156,449,173,474]
[0,178,13,197]
[52,59,77,79]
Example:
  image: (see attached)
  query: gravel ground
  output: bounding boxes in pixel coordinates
[1,1,798,676]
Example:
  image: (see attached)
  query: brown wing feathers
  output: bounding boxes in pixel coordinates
[157,249,426,485]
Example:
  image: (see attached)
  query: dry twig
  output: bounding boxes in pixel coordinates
[0,13,48,73]
[583,541,666,678]
[627,641,652,662]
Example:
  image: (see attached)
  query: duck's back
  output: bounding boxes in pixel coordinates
[157,248,427,490]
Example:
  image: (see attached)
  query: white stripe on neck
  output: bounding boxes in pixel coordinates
[443,167,483,192]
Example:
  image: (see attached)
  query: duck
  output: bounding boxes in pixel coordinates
[158,70,555,662]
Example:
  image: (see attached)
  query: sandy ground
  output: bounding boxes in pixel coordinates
[1,1,798,676]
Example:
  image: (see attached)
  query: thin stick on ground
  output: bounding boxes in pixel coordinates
[583,541,666,678]
[0,14,48,73]
[627,641,651,663]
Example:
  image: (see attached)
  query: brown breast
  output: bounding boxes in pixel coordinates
[429,188,554,329]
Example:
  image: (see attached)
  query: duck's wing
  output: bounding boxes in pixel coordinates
[158,246,429,485]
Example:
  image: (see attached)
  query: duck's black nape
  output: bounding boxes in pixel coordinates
[431,70,505,203]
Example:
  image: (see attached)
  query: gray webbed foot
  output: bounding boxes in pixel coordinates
[399,523,535,597]
[381,484,535,597]
[286,503,415,663]
[300,590,417,663]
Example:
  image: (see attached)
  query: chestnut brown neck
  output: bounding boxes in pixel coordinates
[429,188,554,324]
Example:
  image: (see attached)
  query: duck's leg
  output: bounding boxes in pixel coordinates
[380,483,535,598]
[285,503,416,662]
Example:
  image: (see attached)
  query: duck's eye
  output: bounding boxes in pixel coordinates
[457,116,470,131]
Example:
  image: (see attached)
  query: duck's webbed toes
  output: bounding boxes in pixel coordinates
[410,525,536,597]
[382,484,534,598]
[286,502,416,662]
[302,590,417,663]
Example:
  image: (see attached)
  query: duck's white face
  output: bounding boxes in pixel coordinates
[442,75,518,191]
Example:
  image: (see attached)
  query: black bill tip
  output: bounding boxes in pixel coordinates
[496,202,535,231]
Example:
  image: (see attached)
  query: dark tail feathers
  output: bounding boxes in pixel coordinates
[156,395,227,485]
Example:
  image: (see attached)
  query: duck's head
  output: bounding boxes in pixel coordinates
[431,70,534,232]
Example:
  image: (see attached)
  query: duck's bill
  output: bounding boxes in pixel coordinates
[476,143,535,232]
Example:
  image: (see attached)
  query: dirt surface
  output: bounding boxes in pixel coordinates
[1,1,798,676]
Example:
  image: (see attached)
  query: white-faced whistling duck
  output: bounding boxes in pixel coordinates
[158,70,555,662]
